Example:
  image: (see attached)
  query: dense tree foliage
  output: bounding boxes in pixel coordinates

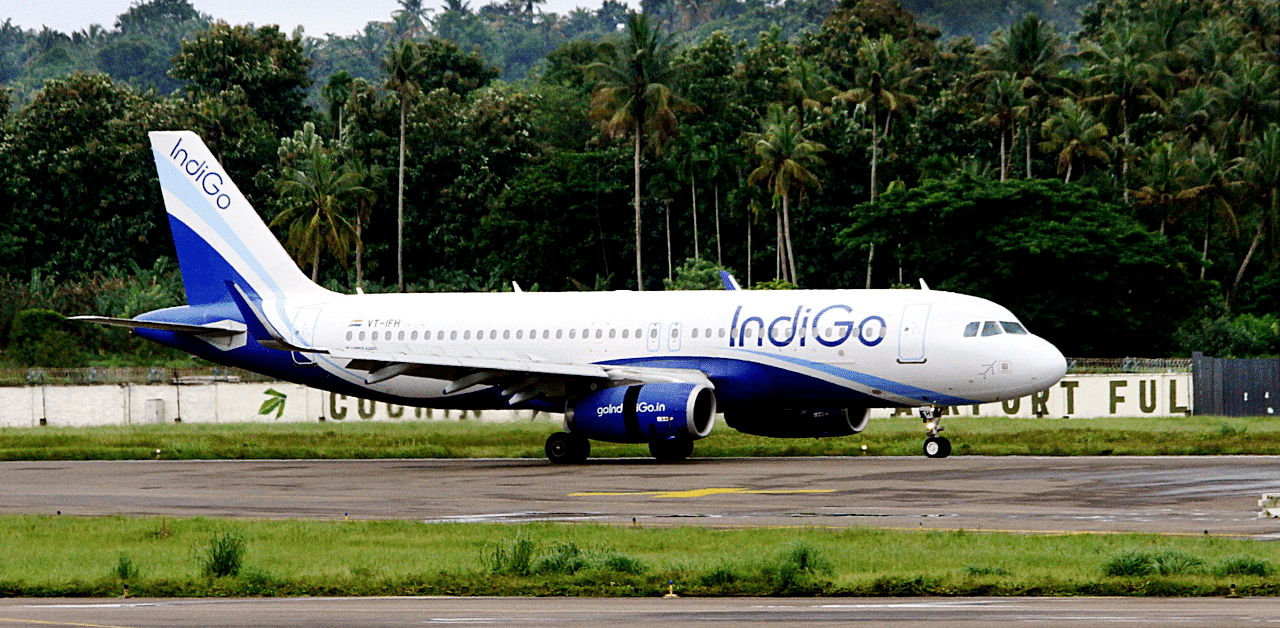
[2,0,1280,363]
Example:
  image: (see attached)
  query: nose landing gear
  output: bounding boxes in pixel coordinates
[920,406,951,458]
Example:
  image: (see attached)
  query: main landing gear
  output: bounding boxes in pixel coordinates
[545,432,590,464]
[920,406,951,458]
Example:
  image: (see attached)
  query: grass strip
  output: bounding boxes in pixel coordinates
[1,515,1276,598]
[2,416,1280,460]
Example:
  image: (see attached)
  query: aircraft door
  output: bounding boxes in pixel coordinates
[647,322,661,352]
[898,304,930,363]
[291,308,321,366]
[668,322,683,352]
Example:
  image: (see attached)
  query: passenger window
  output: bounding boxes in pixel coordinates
[705,328,711,338]
[346,331,352,341]
[650,328,658,339]
[556,329,563,339]
[412,331,419,341]
[636,328,642,338]
[670,327,679,338]
[503,330,510,340]
[372,331,379,341]
[1001,321,1028,335]
[569,329,576,339]
[609,328,616,339]
[438,331,446,340]
[450,330,457,340]
[359,331,365,340]
[718,328,725,338]
[981,321,1002,336]
[464,330,471,340]
[691,328,699,339]
[963,322,979,337]
[490,330,497,340]
[544,330,551,340]
[622,329,629,339]
[516,330,523,340]
[595,329,602,339]
[398,331,405,341]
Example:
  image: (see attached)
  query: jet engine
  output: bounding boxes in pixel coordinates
[566,383,716,443]
[725,406,870,438]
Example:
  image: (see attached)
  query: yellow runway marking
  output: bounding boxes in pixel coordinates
[0,618,137,628]
[568,487,835,499]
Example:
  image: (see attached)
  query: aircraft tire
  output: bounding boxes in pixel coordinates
[923,436,952,459]
[649,436,694,462]
[546,432,590,464]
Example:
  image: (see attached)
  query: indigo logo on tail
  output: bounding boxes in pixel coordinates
[168,137,232,210]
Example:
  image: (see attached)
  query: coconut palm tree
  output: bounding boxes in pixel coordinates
[272,146,373,283]
[746,104,826,285]
[587,12,694,290]
[1039,99,1111,183]
[982,13,1068,178]
[382,39,423,292]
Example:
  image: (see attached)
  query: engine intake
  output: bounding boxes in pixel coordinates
[566,383,716,443]
[725,406,869,438]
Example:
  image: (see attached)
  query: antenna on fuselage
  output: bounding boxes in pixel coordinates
[512,281,524,293]
[919,279,931,291]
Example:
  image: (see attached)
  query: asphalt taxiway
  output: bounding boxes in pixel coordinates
[1,456,1277,536]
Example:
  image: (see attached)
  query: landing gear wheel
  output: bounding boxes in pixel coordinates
[923,436,951,459]
[649,437,694,462]
[545,432,590,464]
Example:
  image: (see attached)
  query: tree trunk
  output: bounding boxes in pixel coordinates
[1230,220,1265,310]
[746,213,752,287]
[666,202,673,282]
[775,211,783,281]
[397,97,407,293]
[1122,117,1131,204]
[311,242,321,283]
[870,107,879,202]
[782,193,797,284]
[691,182,699,260]
[999,125,1008,182]
[634,130,644,290]
[1025,121,1032,178]
[714,183,722,265]
[355,215,363,292]
[865,242,874,289]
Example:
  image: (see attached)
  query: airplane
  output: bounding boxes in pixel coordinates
[74,131,1068,463]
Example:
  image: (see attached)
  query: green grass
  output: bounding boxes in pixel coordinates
[2,415,1280,460]
[0,515,1276,597]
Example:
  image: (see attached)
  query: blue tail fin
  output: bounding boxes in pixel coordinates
[149,131,331,305]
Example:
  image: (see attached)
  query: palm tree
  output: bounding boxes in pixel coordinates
[674,136,709,260]
[587,12,694,290]
[1039,99,1111,183]
[272,146,373,283]
[746,104,826,285]
[982,13,1068,178]
[1231,126,1280,302]
[1077,21,1163,202]
[383,40,423,292]
[1131,141,1195,234]
[978,75,1024,182]
[1181,140,1244,281]
[836,35,917,203]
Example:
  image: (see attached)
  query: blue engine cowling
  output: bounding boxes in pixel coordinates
[565,383,716,443]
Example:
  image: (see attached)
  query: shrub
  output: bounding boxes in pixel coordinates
[489,533,536,576]
[1151,551,1204,575]
[962,565,1011,576]
[7,309,84,367]
[113,554,139,580]
[1102,551,1156,577]
[534,542,590,575]
[1214,556,1274,577]
[199,530,246,578]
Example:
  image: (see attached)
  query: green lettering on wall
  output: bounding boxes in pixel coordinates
[329,393,347,420]
[1109,380,1128,414]
[1002,397,1021,414]
[1031,390,1049,417]
[1059,380,1078,415]
[971,404,981,415]
[387,404,404,419]
[358,398,376,420]
[1170,379,1189,415]
[1138,380,1157,413]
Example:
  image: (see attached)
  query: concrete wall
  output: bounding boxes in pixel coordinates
[0,373,1192,429]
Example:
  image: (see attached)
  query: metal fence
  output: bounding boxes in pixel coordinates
[1191,352,1280,417]
[1066,357,1193,374]
[0,367,278,387]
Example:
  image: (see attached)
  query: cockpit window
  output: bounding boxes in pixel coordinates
[963,321,979,337]
[1001,321,1028,335]
[981,321,1003,336]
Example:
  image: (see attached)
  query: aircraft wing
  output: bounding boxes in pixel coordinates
[69,316,247,337]
[328,348,713,405]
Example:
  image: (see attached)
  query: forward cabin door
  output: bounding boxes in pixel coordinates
[898,304,930,363]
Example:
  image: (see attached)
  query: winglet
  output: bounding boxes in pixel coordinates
[720,271,741,291]
[225,281,328,354]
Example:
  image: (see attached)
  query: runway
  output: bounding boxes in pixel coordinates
[4,596,1280,627]
[1,456,1278,536]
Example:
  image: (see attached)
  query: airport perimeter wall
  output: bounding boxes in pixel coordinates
[0,372,1193,429]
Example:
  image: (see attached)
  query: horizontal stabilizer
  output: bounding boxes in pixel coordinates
[69,316,246,337]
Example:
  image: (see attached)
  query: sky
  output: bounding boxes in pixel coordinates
[4,0,625,38]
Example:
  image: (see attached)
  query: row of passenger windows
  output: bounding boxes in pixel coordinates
[344,325,849,342]
[962,320,1028,337]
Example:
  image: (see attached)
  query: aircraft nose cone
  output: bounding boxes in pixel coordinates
[1030,336,1068,386]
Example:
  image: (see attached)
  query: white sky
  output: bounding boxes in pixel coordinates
[4,0,625,38]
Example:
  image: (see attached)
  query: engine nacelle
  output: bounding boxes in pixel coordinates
[566,383,716,443]
[725,406,870,438]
